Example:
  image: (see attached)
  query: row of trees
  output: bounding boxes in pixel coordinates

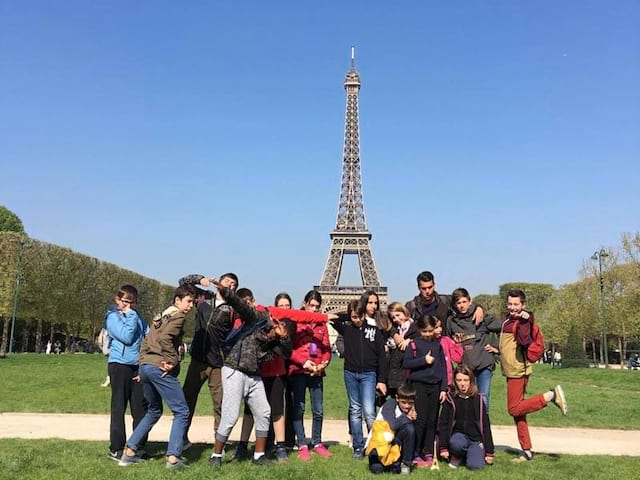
[0,231,175,355]
[475,233,640,367]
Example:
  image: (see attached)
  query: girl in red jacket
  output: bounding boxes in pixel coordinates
[289,290,332,461]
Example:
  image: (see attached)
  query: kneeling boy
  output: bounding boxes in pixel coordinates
[366,384,417,475]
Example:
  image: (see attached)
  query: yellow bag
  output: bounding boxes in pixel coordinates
[365,420,401,466]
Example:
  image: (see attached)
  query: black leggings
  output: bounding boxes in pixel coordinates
[413,382,441,457]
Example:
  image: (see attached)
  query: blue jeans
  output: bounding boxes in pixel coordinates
[127,364,189,457]
[344,370,377,450]
[475,367,493,411]
[290,374,324,447]
[449,432,486,470]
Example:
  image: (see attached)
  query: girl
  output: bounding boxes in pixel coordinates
[402,315,447,468]
[433,317,463,389]
[331,295,387,460]
[119,285,194,469]
[439,366,495,470]
[387,302,414,398]
[289,290,332,460]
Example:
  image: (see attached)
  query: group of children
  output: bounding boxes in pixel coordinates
[103,270,568,472]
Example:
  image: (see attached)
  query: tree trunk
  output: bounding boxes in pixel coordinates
[21,328,28,353]
[619,336,624,366]
[591,339,597,364]
[0,316,8,356]
[599,335,604,365]
[35,318,43,353]
[49,324,55,343]
[582,336,587,354]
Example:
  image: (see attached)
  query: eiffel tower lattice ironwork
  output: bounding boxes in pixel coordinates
[315,49,387,314]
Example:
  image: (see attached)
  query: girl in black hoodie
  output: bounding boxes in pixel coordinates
[439,365,495,470]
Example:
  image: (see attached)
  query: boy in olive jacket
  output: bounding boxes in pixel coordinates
[120,285,195,470]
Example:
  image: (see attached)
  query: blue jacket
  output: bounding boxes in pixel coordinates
[105,305,148,366]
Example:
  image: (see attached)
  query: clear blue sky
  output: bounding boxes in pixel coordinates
[2,1,639,306]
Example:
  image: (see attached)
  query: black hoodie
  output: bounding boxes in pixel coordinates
[331,316,388,383]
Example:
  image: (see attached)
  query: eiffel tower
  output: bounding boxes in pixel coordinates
[315,49,388,314]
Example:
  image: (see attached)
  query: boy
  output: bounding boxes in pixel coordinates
[366,384,417,475]
[119,285,195,469]
[178,272,238,447]
[498,288,568,462]
[209,284,287,467]
[105,285,148,461]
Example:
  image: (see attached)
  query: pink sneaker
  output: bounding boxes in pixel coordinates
[414,455,432,468]
[313,443,332,458]
[298,445,311,462]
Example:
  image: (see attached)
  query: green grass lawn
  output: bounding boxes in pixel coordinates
[1,439,639,480]
[1,354,639,429]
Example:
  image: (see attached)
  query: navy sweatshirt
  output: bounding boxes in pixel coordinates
[402,338,447,392]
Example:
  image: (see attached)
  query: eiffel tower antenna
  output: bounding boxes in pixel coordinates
[315,49,388,313]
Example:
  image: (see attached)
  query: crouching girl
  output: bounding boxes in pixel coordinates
[439,365,495,470]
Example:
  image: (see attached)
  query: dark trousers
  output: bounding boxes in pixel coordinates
[449,432,486,470]
[109,362,146,452]
[413,382,440,458]
[182,356,222,439]
[284,376,296,448]
[395,423,416,465]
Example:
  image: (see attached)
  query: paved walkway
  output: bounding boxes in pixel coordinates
[1,413,639,456]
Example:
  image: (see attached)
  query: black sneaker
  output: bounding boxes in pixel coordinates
[209,455,223,468]
[252,455,273,466]
[234,442,248,461]
[119,452,144,466]
[108,450,122,462]
[276,447,288,463]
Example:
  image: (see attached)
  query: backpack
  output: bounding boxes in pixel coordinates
[517,320,544,363]
[98,328,111,355]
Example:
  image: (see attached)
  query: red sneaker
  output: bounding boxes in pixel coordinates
[313,443,332,458]
[298,445,311,462]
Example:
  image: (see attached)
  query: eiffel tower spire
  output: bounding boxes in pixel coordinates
[315,49,387,313]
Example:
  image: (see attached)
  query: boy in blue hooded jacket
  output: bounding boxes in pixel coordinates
[105,285,149,460]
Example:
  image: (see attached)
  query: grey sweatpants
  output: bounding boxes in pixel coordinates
[215,366,271,443]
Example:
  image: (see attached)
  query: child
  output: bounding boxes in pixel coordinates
[433,314,463,390]
[178,272,238,447]
[105,285,148,461]
[331,293,388,460]
[119,285,194,469]
[289,290,332,461]
[234,289,296,463]
[366,383,417,475]
[402,315,447,467]
[446,288,501,408]
[386,302,413,399]
[211,285,329,467]
[439,366,495,470]
[499,288,568,462]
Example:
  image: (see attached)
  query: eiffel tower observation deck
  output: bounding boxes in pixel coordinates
[315,48,388,314]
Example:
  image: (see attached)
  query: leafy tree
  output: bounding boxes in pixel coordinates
[0,206,25,234]
[498,282,555,317]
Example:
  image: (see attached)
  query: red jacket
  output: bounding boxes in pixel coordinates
[289,321,331,376]
[258,306,328,377]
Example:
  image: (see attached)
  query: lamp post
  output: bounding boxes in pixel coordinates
[9,238,26,355]
[591,248,609,367]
